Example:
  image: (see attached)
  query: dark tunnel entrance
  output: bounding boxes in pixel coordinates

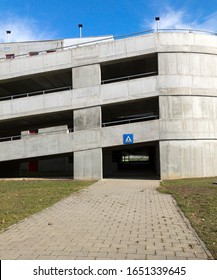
[103,142,160,179]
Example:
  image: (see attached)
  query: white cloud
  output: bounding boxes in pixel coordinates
[147,7,217,33]
[197,11,217,32]
[154,9,191,29]
[0,17,53,43]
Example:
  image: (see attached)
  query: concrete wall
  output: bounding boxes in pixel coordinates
[0,50,73,80]
[74,148,102,180]
[0,77,157,122]
[101,120,159,147]
[1,32,217,179]
[0,40,63,58]
[158,52,217,96]
[1,32,217,82]
[0,32,157,80]
[159,96,217,140]
[0,132,73,162]
[160,140,217,179]
[0,36,113,59]
[158,49,217,179]
[0,119,159,163]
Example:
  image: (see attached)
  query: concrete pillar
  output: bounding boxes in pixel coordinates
[74,106,101,131]
[73,106,102,179]
[155,143,160,176]
[72,64,102,179]
[74,148,102,180]
[72,64,101,89]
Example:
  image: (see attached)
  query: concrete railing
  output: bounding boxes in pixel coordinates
[1,29,216,61]
[101,71,158,84]
[0,86,72,101]
[156,28,217,35]
[0,114,158,142]
[102,114,159,127]
[0,131,74,162]
[0,29,153,61]
[0,72,156,102]
[0,128,73,142]
[0,120,160,162]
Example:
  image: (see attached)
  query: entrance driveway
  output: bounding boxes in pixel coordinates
[0,179,212,260]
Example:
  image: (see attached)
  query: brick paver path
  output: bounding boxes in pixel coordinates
[0,179,212,260]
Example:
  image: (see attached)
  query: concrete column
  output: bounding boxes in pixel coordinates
[72,64,101,89]
[73,106,102,179]
[74,148,102,180]
[74,106,101,131]
[155,143,160,176]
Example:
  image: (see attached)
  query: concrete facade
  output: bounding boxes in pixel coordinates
[0,31,217,179]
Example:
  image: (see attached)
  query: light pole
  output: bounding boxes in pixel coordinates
[155,17,160,32]
[6,30,11,42]
[78,24,83,38]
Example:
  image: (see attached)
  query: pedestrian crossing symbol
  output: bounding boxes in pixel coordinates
[123,134,134,144]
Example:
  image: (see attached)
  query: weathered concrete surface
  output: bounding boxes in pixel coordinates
[0,120,159,163]
[0,37,113,59]
[1,32,217,80]
[0,179,212,260]
[0,132,73,162]
[160,140,217,179]
[74,148,102,180]
[74,106,101,131]
[1,32,217,180]
[73,64,101,89]
[0,77,158,122]
[1,32,217,81]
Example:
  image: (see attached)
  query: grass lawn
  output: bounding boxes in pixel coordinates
[0,179,94,232]
[159,177,217,259]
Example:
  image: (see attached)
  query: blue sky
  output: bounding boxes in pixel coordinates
[0,0,217,42]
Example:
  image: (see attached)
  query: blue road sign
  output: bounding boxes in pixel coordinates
[123,134,134,144]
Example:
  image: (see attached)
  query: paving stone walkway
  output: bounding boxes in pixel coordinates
[0,179,212,260]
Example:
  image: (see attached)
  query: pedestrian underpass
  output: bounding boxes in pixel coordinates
[103,142,160,179]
